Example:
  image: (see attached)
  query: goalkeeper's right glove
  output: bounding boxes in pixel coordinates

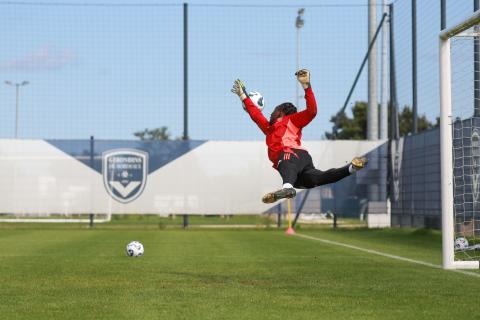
[295,69,311,89]
[231,79,248,101]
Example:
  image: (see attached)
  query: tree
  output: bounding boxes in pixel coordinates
[398,106,436,136]
[134,127,171,140]
[325,101,367,140]
[324,101,436,140]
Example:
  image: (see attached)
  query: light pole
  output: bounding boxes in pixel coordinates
[368,0,378,140]
[295,8,305,108]
[5,80,29,139]
[380,0,389,140]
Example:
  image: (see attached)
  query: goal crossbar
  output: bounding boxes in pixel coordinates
[439,10,480,270]
[440,10,480,40]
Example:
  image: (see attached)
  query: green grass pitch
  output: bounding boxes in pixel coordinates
[0,226,479,319]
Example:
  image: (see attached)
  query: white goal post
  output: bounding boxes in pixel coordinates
[440,11,480,270]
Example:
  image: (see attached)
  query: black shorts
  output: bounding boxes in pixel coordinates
[277,149,350,189]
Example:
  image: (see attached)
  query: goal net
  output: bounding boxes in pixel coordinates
[440,11,480,269]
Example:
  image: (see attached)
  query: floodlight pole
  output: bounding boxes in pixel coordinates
[295,8,304,109]
[182,3,190,228]
[333,13,388,138]
[380,0,389,140]
[183,2,189,140]
[441,0,446,31]
[5,80,29,139]
[389,4,399,140]
[412,0,418,134]
[368,0,378,140]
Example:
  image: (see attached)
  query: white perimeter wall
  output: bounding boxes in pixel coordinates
[0,139,382,215]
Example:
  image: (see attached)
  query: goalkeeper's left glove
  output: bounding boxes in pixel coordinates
[231,79,248,101]
[295,69,311,89]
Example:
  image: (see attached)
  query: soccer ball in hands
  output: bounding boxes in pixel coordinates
[243,91,265,111]
[454,237,469,250]
[126,241,144,257]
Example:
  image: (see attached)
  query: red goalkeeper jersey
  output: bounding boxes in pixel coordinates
[244,87,317,168]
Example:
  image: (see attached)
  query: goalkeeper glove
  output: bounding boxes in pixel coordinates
[295,69,311,89]
[231,79,248,101]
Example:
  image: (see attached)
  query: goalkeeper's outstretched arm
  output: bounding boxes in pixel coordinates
[231,79,269,134]
[289,69,317,128]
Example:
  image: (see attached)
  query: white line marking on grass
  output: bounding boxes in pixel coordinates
[295,233,480,278]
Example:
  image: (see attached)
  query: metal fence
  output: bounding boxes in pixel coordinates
[2,0,480,227]
[390,128,441,228]
[0,2,377,141]
[390,0,479,228]
[392,0,476,133]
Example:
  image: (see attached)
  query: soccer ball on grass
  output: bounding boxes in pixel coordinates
[126,241,144,257]
[454,237,469,251]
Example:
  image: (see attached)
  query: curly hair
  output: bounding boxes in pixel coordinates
[276,102,297,115]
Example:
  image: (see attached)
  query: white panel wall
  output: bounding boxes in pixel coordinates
[0,139,382,214]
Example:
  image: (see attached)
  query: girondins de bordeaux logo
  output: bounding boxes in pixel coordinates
[102,149,148,204]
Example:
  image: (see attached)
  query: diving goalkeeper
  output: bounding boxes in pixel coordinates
[231,69,368,203]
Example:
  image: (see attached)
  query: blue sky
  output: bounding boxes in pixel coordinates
[0,0,476,140]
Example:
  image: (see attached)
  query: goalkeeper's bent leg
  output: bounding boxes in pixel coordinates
[293,157,367,189]
[294,165,351,189]
[262,153,301,203]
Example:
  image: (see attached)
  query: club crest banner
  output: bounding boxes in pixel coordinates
[102,149,148,203]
